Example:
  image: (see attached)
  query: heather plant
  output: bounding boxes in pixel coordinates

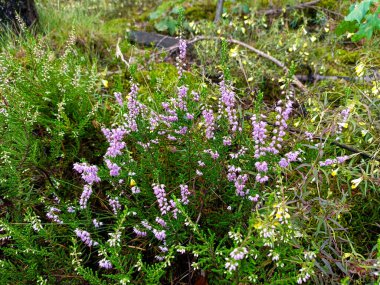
[0,29,103,283]
[1,1,380,284]
[41,39,377,284]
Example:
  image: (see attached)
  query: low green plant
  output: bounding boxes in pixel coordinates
[0,29,103,283]
[337,0,380,41]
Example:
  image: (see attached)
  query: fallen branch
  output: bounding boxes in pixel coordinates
[296,74,379,83]
[181,36,308,92]
[285,124,380,162]
[260,0,321,16]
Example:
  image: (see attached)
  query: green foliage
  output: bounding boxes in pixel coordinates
[0,1,380,284]
[337,0,380,41]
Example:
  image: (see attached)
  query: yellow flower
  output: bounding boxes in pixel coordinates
[355,62,365,77]
[130,178,136,187]
[102,79,109,88]
[351,177,363,189]
[254,221,263,229]
[331,169,338,177]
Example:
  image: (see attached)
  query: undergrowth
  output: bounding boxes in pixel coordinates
[0,1,380,284]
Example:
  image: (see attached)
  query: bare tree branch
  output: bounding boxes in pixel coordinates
[260,0,321,16]
[178,36,308,92]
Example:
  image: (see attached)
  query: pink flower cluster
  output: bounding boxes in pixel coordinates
[74,228,98,247]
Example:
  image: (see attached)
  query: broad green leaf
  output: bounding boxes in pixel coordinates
[352,12,380,41]
[345,0,373,23]
[149,10,164,20]
[154,20,169,32]
[335,20,358,36]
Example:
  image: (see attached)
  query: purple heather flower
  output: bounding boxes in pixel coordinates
[102,128,127,157]
[337,108,350,134]
[319,158,334,167]
[177,39,187,76]
[176,86,188,111]
[114,92,123,106]
[109,197,121,214]
[285,151,300,162]
[159,246,168,253]
[337,155,349,163]
[141,220,152,230]
[131,186,141,194]
[155,217,167,227]
[279,158,289,168]
[268,100,293,154]
[305,131,314,141]
[133,227,147,237]
[185,113,194,120]
[175,126,188,135]
[74,228,98,247]
[99,259,112,269]
[223,136,232,146]
[256,173,269,183]
[230,247,248,260]
[178,39,187,61]
[191,91,200,102]
[219,80,239,133]
[170,199,178,219]
[153,229,166,241]
[227,165,241,182]
[167,134,177,141]
[248,194,260,202]
[46,207,63,224]
[198,161,205,167]
[93,219,103,228]
[255,161,268,173]
[251,114,268,158]
[73,163,101,185]
[202,108,215,140]
[319,155,350,166]
[67,206,75,213]
[235,174,249,196]
[105,159,121,177]
[204,149,219,160]
[180,184,191,205]
[79,185,92,209]
[123,83,144,132]
[153,184,170,215]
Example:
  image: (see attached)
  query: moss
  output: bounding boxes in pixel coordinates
[318,0,340,9]
[185,4,216,21]
[101,18,129,36]
[336,49,360,65]
[326,67,346,76]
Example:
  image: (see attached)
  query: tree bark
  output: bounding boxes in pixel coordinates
[0,0,38,28]
[214,0,224,23]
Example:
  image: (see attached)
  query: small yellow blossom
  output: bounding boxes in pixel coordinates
[331,169,338,177]
[355,62,365,77]
[102,79,109,88]
[351,177,363,189]
[130,178,136,187]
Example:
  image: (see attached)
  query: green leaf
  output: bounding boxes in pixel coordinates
[171,6,182,14]
[335,21,358,36]
[353,12,380,40]
[154,20,169,32]
[344,0,373,23]
[166,18,178,35]
[149,10,164,20]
